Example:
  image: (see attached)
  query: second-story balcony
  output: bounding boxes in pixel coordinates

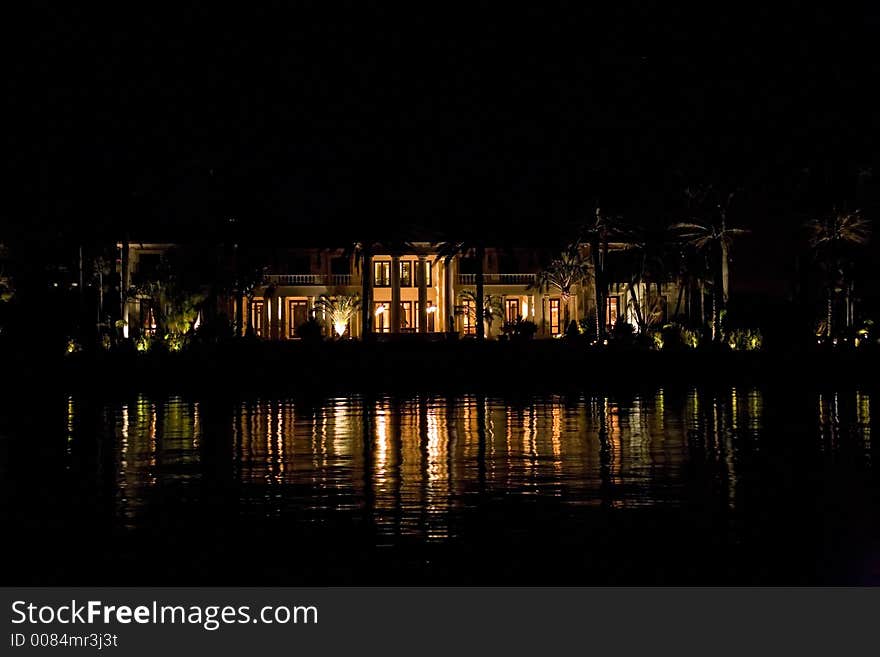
[265,274,353,286]
[457,273,536,285]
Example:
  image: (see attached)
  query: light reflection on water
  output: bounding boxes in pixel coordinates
[0,385,864,583]
[46,386,847,540]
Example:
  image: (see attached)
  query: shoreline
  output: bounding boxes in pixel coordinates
[8,341,879,396]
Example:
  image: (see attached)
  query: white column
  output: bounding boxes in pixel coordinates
[417,255,428,333]
[279,296,287,339]
[390,255,401,333]
[444,257,455,333]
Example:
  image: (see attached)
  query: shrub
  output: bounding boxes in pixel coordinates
[682,327,701,349]
[611,319,635,341]
[579,310,598,340]
[164,333,186,352]
[295,318,324,342]
[194,313,234,342]
[725,328,763,351]
[657,323,702,350]
[502,318,538,341]
[649,330,664,350]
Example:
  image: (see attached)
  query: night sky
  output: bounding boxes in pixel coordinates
[7,6,880,294]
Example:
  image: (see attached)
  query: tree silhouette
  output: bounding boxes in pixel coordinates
[579,209,627,339]
[457,289,503,339]
[437,240,487,341]
[531,245,592,331]
[806,209,871,337]
[671,188,748,342]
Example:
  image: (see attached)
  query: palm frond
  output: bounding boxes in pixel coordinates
[314,294,361,336]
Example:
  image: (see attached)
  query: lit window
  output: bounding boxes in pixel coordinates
[606,297,619,329]
[374,302,390,332]
[462,298,475,335]
[400,261,412,287]
[288,300,308,338]
[252,300,265,337]
[549,299,561,335]
[400,301,413,330]
[374,261,390,287]
[425,301,436,332]
[142,305,157,336]
[505,298,520,323]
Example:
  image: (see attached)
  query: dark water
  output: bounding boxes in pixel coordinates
[2,387,879,584]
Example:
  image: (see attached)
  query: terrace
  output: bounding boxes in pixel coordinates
[457,273,536,285]
[265,274,353,286]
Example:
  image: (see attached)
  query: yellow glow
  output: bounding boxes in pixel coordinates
[333,320,347,336]
[522,300,529,317]
[375,304,386,316]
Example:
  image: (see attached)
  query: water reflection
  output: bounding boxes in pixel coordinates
[58,386,877,546]
[818,390,874,466]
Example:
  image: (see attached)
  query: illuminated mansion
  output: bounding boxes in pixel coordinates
[120,241,688,340]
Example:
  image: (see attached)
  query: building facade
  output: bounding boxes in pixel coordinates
[120,241,686,340]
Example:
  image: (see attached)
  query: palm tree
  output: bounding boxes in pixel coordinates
[618,230,670,332]
[531,246,592,332]
[457,289,503,339]
[671,191,748,342]
[224,240,267,338]
[314,294,361,338]
[436,240,487,341]
[670,242,709,325]
[349,241,376,341]
[580,209,626,339]
[806,209,871,337]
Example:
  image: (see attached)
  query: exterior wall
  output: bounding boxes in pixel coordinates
[119,241,688,341]
[119,242,176,339]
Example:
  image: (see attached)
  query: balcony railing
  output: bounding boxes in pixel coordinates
[457,273,536,285]
[265,274,353,286]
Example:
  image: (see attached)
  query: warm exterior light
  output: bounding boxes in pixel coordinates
[314,294,360,339]
[426,304,437,313]
[375,304,386,316]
